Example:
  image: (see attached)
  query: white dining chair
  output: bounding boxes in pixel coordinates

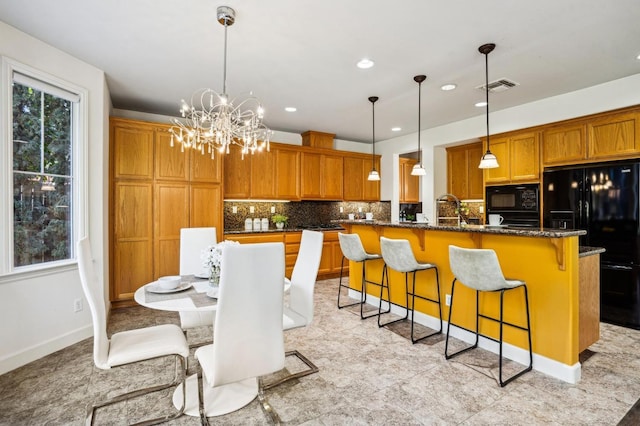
[77,237,189,425]
[179,227,217,336]
[265,230,324,390]
[189,242,285,423]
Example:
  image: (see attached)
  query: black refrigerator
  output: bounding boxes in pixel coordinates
[543,161,640,329]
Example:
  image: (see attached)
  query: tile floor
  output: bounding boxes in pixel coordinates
[1,277,639,425]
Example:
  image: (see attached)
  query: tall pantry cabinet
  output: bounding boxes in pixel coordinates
[109,117,223,305]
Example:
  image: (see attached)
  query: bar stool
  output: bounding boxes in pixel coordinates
[378,237,442,343]
[445,245,533,387]
[337,232,383,319]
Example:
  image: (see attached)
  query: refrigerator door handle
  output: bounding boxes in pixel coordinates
[585,200,589,224]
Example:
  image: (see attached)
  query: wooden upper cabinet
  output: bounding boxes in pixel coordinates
[510,132,540,182]
[155,129,189,181]
[275,147,300,200]
[588,111,640,160]
[363,156,381,201]
[343,154,380,201]
[112,121,154,180]
[484,132,539,184]
[483,137,510,184]
[447,142,483,200]
[542,123,587,166]
[343,156,365,201]
[250,150,276,199]
[300,152,343,200]
[323,154,344,200]
[399,158,419,203]
[300,152,322,199]
[190,148,222,183]
[223,147,251,198]
[467,144,484,199]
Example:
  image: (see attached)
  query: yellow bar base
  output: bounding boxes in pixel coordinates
[343,223,584,384]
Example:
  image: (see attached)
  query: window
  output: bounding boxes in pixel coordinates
[2,62,84,274]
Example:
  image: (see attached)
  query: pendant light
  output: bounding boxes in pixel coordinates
[411,75,427,176]
[367,96,381,181]
[478,43,499,169]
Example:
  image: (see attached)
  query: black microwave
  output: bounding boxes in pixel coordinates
[485,184,539,212]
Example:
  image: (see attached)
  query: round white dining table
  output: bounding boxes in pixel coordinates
[134,277,217,312]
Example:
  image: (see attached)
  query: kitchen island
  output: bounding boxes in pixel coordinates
[338,220,598,383]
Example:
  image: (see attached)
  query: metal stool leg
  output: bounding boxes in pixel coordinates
[497,285,533,387]
[445,280,480,359]
[410,267,443,343]
[337,255,361,309]
[378,267,409,327]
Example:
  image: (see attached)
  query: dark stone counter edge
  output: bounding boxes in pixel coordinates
[224,226,345,235]
[335,220,587,238]
[579,246,606,258]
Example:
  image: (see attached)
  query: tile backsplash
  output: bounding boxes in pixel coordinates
[224,201,391,231]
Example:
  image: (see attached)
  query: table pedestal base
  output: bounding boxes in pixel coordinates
[173,373,258,417]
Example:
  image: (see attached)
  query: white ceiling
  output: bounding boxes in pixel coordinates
[1,0,639,143]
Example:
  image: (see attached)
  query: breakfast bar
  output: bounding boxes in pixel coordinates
[339,220,598,384]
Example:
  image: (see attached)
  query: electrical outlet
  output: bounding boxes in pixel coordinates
[74,298,83,312]
[271,206,275,213]
[479,205,484,214]
[232,206,238,214]
[249,206,255,214]
[358,207,363,213]
[339,206,344,213]
[445,294,451,306]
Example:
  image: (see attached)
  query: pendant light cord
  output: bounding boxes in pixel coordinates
[372,99,376,170]
[484,50,490,151]
[222,20,228,96]
[417,79,422,166]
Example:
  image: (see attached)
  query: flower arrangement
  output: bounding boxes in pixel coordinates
[201,240,240,285]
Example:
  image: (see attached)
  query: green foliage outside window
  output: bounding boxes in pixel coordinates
[12,82,73,267]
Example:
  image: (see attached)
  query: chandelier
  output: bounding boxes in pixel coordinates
[169,6,272,159]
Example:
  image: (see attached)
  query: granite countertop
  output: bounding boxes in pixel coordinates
[224,225,345,235]
[579,246,606,257]
[336,220,587,238]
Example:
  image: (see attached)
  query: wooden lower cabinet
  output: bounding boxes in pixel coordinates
[579,253,600,352]
[224,230,345,279]
[112,182,154,301]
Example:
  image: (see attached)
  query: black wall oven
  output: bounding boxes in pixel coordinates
[485,184,540,227]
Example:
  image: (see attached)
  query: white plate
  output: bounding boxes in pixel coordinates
[145,282,192,294]
[206,287,219,298]
[485,224,507,228]
[194,272,210,279]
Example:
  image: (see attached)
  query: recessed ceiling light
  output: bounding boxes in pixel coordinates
[475,101,487,107]
[391,127,401,132]
[284,107,297,112]
[441,84,457,91]
[637,53,640,60]
[357,58,374,69]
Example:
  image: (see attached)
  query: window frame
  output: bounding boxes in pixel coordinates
[0,57,88,280]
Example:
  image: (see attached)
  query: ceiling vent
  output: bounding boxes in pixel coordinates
[476,78,519,93]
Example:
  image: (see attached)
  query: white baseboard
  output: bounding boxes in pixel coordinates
[350,289,582,384]
[0,325,93,375]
